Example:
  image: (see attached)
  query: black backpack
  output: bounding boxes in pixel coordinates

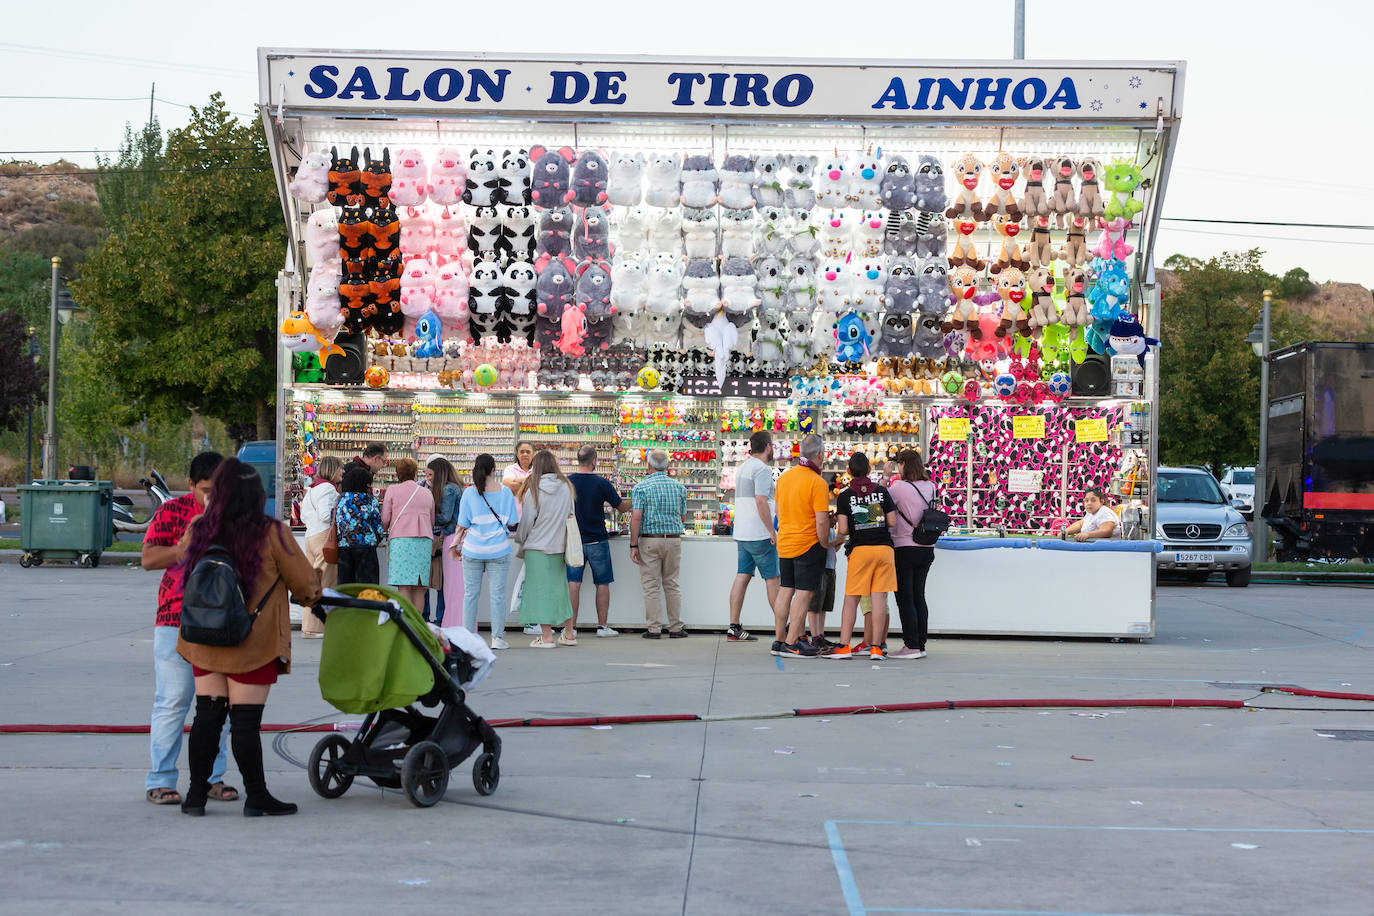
[180,546,280,647]
[896,481,951,546]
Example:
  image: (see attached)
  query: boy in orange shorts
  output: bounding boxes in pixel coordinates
[823,453,897,660]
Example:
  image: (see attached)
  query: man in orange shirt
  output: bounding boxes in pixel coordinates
[770,434,837,658]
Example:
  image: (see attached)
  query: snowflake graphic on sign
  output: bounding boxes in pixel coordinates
[1090,99,1104,112]
[1129,76,1143,88]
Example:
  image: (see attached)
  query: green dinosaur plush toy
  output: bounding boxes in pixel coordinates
[1102,159,1145,220]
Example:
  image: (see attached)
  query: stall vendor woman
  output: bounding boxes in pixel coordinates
[1065,487,1119,542]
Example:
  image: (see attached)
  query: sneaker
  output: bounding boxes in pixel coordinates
[642,630,662,639]
[888,647,926,659]
[530,636,556,648]
[769,640,785,656]
[557,633,578,646]
[596,625,620,638]
[869,645,885,660]
[820,645,853,660]
[523,624,540,635]
[727,624,757,641]
[490,636,509,650]
[851,642,869,654]
[781,641,819,658]
[816,636,842,650]
[668,628,689,639]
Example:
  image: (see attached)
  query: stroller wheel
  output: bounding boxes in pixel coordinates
[308,734,355,799]
[472,751,500,796]
[401,741,449,808]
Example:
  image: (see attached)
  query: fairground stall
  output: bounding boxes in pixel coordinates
[259,51,1182,637]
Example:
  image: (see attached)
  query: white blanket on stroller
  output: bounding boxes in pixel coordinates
[431,624,497,691]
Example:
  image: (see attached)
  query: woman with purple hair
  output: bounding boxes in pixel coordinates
[175,458,321,818]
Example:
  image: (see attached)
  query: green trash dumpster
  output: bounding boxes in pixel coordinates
[18,480,116,568]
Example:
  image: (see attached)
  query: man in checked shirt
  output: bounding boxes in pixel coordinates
[629,449,689,639]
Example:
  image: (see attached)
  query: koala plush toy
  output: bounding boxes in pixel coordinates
[754,256,788,313]
[753,154,787,208]
[784,154,819,210]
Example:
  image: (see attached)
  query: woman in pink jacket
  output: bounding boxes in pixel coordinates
[381,458,435,611]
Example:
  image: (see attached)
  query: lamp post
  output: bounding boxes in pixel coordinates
[1244,289,1272,562]
[26,326,40,484]
[40,258,82,481]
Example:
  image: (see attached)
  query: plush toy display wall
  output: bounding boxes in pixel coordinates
[288,139,1151,400]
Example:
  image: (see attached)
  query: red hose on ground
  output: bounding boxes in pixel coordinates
[1263,686,1374,702]
[793,698,1247,716]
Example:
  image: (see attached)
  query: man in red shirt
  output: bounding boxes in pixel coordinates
[143,452,236,805]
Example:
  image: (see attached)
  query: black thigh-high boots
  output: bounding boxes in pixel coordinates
[229,703,298,817]
[182,695,229,816]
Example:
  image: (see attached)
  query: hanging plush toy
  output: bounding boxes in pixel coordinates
[390,147,429,205]
[816,153,849,208]
[1102,159,1146,221]
[1046,370,1072,402]
[611,254,649,316]
[1060,265,1090,328]
[326,145,361,206]
[644,152,683,208]
[502,260,537,316]
[988,213,1029,275]
[682,258,722,328]
[1049,156,1078,229]
[412,310,444,358]
[704,312,738,385]
[983,153,1024,222]
[875,312,914,358]
[879,154,917,211]
[849,147,884,209]
[306,210,340,265]
[289,150,331,203]
[916,257,953,319]
[536,256,578,320]
[529,146,576,208]
[947,218,986,271]
[718,155,756,209]
[337,263,370,333]
[834,312,873,363]
[370,256,405,335]
[535,206,574,260]
[720,257,760,327]
[432,206,468,266]
[469,257,504,318]
[1020,156,1050,218]
[787,258,818,312]
[399,206,434,262]
[1107,315,1159,368]
[817,209,850,259]
[944,154,985,221]
[1025,215,1055,267]
[993,267,1030,338]
[607,152,646,206]
[434,260,471,335]
[498,205,537,264]
[943,266,998,338]
[1025,265,1059,334]
[753,154,786,208]
[464,149,502,206]
[428,148,466,206]
[721,207,756,259]
[280,311,343,368]
[306,264,343,332]
[682,206,719,260]
[566,150,610,207]
[912,155,947,213]
[680,154,719,207]
[1059,215,1089,267]
[817,254,854,314]
[851,256,887,313]
[1091,216,1135,262]
[467,206,502,262]
[855,210,885,258]
[399,257,438,319]
[359,148,392,208]
[784,154,819,209]
[557,303,588,356]
[612,205,650,254]
[644,256,683,316]
[337,205,370,260]
[498,149,531,205]
[755,256,787,313]
[1076,159,1105,218]
[366,204,399,260]
[883,256,919,315]
[576,258,616,324]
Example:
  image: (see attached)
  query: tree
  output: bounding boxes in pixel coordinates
[0,249,52,332]
[1158,249,1310,477]
[1279,266,1314,300]
[0,310,44,433]
[76,93,284,440]
[95,118,165,229]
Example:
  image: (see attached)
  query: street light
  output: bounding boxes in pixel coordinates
[40,258,83,481]
[26,326,40,484]
[1246,289,1272,562]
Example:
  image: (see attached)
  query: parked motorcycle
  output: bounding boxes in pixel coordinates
[112,470,172,535]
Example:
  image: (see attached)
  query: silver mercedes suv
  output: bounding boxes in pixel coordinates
[1154,466,1253,587]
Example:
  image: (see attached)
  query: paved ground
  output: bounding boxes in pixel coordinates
[1,569,1371,915]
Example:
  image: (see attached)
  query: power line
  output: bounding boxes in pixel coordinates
[1161,226,1374,246]
[0,42,254,78]
[0,148,256,155]
[0,93,257,118]
[0,166,268,178]
[1161,217,1374,231]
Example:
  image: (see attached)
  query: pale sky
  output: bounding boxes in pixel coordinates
[4,0,1372,286]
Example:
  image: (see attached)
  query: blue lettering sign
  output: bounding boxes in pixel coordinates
[872,77,909,110]
[548,70,590,104]
[591,70,628,105]
[667,72,706,106]
[1011,78,1048,110]
[704,73,730,107]
[731,73,769,107]
[384,67,420,101]
[970,77,1012,111]
[424,68,464,102]
[1044,78,1081,110]
[337,67,382,101]
[304,65,340,100]
[465,69,509,103]
[772,73,812,107]
[932,78,975,111]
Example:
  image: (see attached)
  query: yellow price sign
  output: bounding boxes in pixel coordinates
[1075,417,1108,442]
[1012,415,1046,439]
[937,417,970,441]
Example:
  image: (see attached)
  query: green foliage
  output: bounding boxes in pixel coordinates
[76,93,284,439]
[1279,266,1314,300]
[95,119,165,229]
[4,223,103,271]
[0,309,44,433]
[1159,249,1311,477]
[0,249,52,332]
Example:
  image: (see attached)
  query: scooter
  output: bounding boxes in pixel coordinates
[112,470,172,535]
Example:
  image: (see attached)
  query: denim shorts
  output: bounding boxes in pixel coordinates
[736,538,780,579]
[566,539,614,585]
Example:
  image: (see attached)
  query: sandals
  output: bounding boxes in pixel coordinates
[556,633,578,647]
[146,787,181,805]
[529,637,556,649]
[208,782,239,802]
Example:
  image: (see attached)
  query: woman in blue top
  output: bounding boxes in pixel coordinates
[334,464,383,584]
[426,456,463,625]
[454,454,518,649]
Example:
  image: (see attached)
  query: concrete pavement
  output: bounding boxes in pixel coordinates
[1,570,1371,915]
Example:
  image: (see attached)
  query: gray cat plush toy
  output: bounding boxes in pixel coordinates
[875,312,914,358]
[915,257,952,318]
[879,155,917,211]
[884,256,920,315]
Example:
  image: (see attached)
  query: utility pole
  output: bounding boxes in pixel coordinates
[42,258,60,480]
[1013,0,1026,59]
[1254,289,1272,562]
[149,82,155,127]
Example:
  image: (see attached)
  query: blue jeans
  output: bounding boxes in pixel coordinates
[462,554,510,638]
[148,626,228,791]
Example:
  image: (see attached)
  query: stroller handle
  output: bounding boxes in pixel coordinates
[315,596,400,613]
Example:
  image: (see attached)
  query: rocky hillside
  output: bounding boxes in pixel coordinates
[0,161,101,235]
[1158,268,1374,342]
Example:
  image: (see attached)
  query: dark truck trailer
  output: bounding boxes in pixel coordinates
[1263,341,1374,560]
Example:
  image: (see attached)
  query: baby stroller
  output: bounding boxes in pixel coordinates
[307,584,502,808]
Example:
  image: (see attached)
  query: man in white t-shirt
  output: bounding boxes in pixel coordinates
[726,430,778,642]
[1066,487,1120,541]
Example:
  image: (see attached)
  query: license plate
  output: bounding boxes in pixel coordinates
[1175,552,1212,564]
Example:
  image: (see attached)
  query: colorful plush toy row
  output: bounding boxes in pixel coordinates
[290,146,534,209]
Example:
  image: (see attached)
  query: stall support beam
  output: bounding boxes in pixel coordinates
[1013,0,1026,59]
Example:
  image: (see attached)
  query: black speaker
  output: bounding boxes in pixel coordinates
[325,331,366,385]
[1071,353,1109,396]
